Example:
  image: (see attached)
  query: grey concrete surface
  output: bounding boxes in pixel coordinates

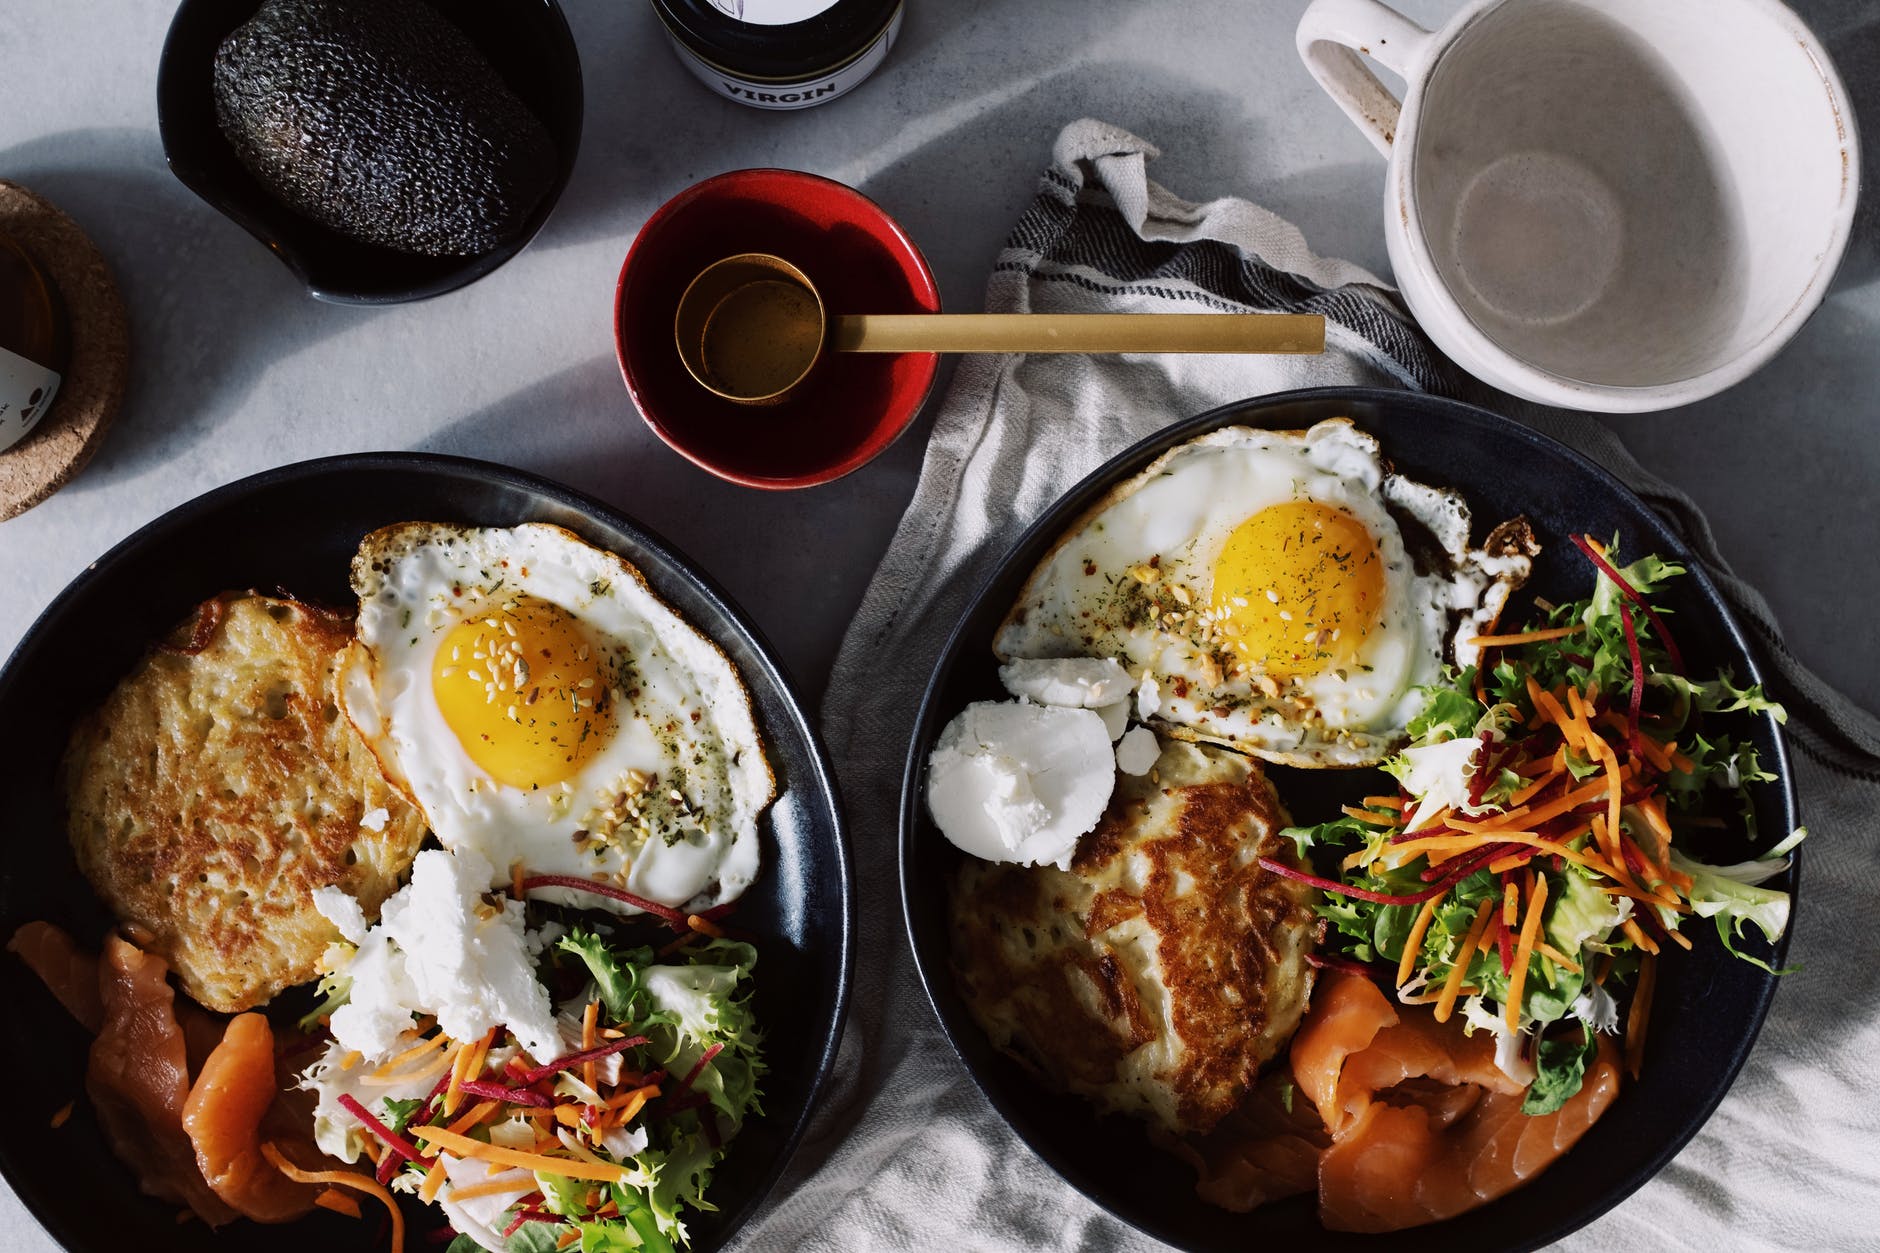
[2,0,1876,1247]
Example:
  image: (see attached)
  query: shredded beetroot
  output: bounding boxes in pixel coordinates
[424,1224,459,1244]
[515,875,689,927]
[653,1091,712,1118]
[1466,726,1496,805]
[1259,856,1475,906]
[1416,842,1512,883]
[339,1092,433,1168]
[457,1079,554,1108]
[513,1035,651,1086]
[675,1042,724,1094]
[1496,909,1515,975]
[502,1209,566,1238]
[1621,840,1653,880]
[1569,534,1685,673]
[1617,601,1646,756]
[375,1149,399,1187]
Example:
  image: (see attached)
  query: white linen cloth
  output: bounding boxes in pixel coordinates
[735,119,1880,1252]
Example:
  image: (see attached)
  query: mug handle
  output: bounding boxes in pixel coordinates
[1295,0,1436,157]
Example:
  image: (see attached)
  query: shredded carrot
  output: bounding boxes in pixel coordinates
[558,1230,581,1250]
[1584,734,1623,854]
[1468,624,1582,648]
[1397,895,1442,988]
[372,1033,447,1077]
[1342,805,1399,826]
[1509,766,1565,807]
[1387,829,1621,880]
[1488,852,1532,874]
[446,1099,501,1137]
[582,1000,600,1092]
[1536,941,1582,973]
[511,861,526,900]
[49,1101,72,1129]
[613,1089,653,1126]
[1399,985,1481,1005]
[1362,795,1404,810]
[262,1143,404,1253]
[314,1188,362,1219]
[1601,884,1689,912]
[419,1158,449,1203]
[448,1172,535,1202]
[1626,955,1657,1078]
[363,1044,458,1087]
[1526,675,1582,750]
[687,913,727,939]
[337,1050,362,1072]
[554,1104,583,1128]
[441,1038,473,1119]
[1503,872,1551,1030]
[1662,924,1694,951]
[1435,900,1497,1024]
[1668,746,1695,773]
[411,1126,631,1182]
[1620,917,1661,955]
[1634,796,1674,855]
[1451,774,1625,836]
[1635,735,1674,772]
[1502,880,1520,927]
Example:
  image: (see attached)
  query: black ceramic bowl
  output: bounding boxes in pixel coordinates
[0,454,851,1251]
[901,388,1797,1251]
[156,0,583,304]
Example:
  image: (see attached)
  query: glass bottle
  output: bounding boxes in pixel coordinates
[0,229,70,454]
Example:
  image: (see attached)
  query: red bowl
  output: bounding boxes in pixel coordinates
[615,169,942,489]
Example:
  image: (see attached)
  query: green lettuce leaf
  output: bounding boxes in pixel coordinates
[1522,1031,1599,1115]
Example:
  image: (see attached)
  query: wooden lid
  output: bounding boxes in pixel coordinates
[0,179,129,522]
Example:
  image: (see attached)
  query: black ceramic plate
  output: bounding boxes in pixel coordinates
[901,388,1797,1252]
[157,0,583,304]
[0,454,851,1252]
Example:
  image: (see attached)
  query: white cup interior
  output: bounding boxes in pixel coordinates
[1412,0,1849,390]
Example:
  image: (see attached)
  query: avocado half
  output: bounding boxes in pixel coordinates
[212,0,559,258]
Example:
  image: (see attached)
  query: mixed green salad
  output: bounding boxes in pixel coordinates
[1267,536,1801,1112]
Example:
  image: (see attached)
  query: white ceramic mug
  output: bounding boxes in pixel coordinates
[1296,0,1860,412]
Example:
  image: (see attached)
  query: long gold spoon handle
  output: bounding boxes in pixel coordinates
[832,313,1325,355]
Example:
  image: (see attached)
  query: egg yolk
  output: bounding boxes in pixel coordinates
[432,597,615,789]
[1208,501,1384,678]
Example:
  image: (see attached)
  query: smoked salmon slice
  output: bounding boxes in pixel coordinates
[1292,972,1621,1232]
[8,921,103,1033]
[183,1012,320,1223]
[87,934,239,1227]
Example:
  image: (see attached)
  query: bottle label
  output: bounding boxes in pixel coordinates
[665,7,900,110]
[707,0,841,25]
[0,344,62,455]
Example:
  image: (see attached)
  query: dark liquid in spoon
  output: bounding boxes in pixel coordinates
[700,279,822,400]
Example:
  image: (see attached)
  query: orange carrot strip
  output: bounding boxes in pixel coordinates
[419,1158,449,1203]
[410,1127,630,1182]
[687,914,726,939]
[1504,873,1551,1030]
[315,1188,362,1219]
[446,1100,500,1137]
[1362,795,1404,810]
[1537,941,1582,973]
[511,861,526,901]
[1341,805,1399,826]
[582,1000,599,1093]
[1397,894,1442,988]
[338,1051,362,1072]
[1636,735,1674,773]
[1502,880,1520,927]
[1388,830,1620,879]
[1468,625,1582,648]
[448,1172,536,1202]
[261,1143,404,1253]
[1621,917,1661,955]
[1510,766,1565,807]
[1527,676,1582,750]
[1435,899,1497,1024]
[372,1033,446,1077]
[363,1043,458,1088]
[1626,955,1657,1079]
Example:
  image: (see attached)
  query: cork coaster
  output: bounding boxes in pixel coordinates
[0,180,129,522]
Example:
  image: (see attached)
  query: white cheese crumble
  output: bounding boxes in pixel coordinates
[997,656,1135,708]
[312,885,371,944]
[326,848,562,1064]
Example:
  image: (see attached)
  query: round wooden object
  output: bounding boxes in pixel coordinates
[0,180,129,522]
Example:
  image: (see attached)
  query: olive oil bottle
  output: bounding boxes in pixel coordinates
[0,229,69,454]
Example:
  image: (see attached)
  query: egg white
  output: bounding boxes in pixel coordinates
[344,522,773,914]
[993,420,1533,767]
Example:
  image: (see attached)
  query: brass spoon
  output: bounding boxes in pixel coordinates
[674,252,1327,405]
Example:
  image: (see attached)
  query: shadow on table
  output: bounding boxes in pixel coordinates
[1,126,375,492]
[415,355,927,700]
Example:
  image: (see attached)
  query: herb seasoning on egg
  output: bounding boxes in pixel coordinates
[651,0,902,110]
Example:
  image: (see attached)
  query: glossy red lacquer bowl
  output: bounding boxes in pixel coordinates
[615,168,942,489]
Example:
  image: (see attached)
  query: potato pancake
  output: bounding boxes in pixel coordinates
[64,594,426,1013]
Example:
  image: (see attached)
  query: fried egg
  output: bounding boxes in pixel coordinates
[342,522,773,914]
[994,420,1536,767]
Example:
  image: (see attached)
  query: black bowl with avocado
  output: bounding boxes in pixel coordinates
[157,0,583,304]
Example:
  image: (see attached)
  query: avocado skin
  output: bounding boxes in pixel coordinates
[213,0,558,258]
